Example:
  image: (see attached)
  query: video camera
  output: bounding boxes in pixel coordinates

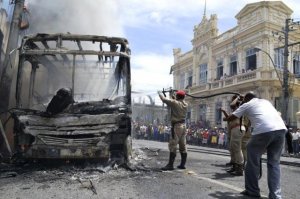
[236,95,245,106]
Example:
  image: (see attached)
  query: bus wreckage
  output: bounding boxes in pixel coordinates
[11,33,132,163]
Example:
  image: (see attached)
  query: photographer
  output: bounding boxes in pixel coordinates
[223,92,287,199]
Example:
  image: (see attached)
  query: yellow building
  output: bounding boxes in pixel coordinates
[171,1,300,128]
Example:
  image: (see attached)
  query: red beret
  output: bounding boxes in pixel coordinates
[176,90,186,97]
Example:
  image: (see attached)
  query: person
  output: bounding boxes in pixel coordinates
[292,129,300,155]
[202,129,209,145]
[158,90,188,170]
[218,131,225,148]
[220,95,244,176]
[285,126,293,156]
[223,92,287,199]
[241,116,252,167]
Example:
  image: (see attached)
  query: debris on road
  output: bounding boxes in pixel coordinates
[0,171,17,179]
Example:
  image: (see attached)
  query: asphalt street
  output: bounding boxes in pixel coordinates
[0,139,299,199]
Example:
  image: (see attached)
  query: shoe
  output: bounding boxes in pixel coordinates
[230,170,243,176]
[177,153,187,170]
[230,164,243,176]
[161,152,176,171]
[240,190,261,198]
[161,164,174,171]
[177,165,186,169]
[226,163,236,173]
[225,162,233,166]
[226,167,235,173]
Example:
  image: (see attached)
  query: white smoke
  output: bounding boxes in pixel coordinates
[26,0,124,36]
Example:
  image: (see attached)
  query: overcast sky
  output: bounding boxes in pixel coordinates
[4,0,300,103]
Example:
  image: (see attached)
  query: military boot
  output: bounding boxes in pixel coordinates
[161,152,176,171]
[230,164,243,176]
[225,161,234,167]
[177,153,187,169]
[226,163,236,173]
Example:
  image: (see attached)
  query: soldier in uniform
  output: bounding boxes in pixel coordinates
[220,95,244,176]
[241,116,251,166]
[158,90,188,170]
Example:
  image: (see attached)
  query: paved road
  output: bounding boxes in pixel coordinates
[0,139,299,199]
[134,139,300,199]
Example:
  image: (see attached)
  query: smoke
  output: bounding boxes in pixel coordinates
[26,0,124,36]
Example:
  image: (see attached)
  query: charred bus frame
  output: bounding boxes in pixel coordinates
[12,33,132,163]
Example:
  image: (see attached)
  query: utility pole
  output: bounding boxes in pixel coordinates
[282,18,290,124]
[257,18,300,124]
[0,0,25,114]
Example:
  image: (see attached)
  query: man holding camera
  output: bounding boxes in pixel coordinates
[223,92,287,199]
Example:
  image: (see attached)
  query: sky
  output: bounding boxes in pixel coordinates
[3,0,300,104]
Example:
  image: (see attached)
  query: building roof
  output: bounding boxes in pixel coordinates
[235,1,293,20]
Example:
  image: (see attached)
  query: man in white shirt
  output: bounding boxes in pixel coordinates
[224,92,287,199]
[292,129,300,155]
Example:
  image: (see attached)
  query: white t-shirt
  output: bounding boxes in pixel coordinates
[292,132,300,140]
[233,98,287,135]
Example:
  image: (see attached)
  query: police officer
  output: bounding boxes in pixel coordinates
[158,90,188,170]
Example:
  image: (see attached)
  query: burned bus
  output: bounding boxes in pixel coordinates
[11,33,132,163]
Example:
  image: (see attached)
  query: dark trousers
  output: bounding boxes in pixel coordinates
[245,130,285,199]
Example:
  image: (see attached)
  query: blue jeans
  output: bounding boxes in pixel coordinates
[292,140,299,154]
[245,129,285,199]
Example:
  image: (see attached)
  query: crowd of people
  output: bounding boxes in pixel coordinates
[286,128,300,157]
[133,123,171,142]
[133,123,229,148]
[133,122,300,156]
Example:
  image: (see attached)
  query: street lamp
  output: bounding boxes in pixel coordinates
[254,47,289,123]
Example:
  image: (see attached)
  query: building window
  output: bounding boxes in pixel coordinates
[186,71,193,88]
[199,63,207,85]
[186,107,191,124]
[215,102,222,125]
[199,104,207,121]
[230,55,237,75]
[217,60,223,80]
[293,54,300,77]
[180,73,185,89]
[246,48,257,71]
[274,48,284,69]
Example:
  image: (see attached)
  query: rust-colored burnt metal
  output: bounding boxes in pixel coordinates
[11,33,132,163]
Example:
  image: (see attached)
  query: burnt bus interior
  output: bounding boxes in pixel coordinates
[12,33,132,162]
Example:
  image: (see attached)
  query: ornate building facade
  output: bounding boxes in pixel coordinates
[171,1,300,128]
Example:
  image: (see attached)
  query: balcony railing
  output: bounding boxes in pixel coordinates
[188,68,292,93]
[237,71,257,82]
[187,68,300,95]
